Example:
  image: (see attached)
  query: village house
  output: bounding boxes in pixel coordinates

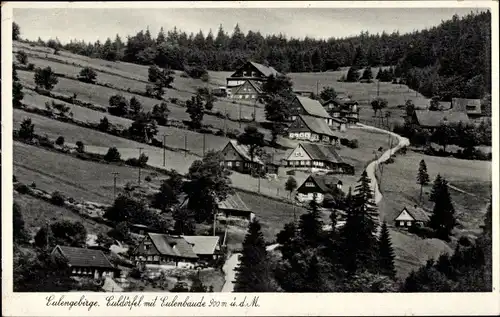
[226,61,280,99]
[287,115,339,144]
[221,140,265,174]
[293,90,315,98]
[216,191,255,221]
[450,98,485,120]
[284,142,354,174]
[51,245,120,279]
[394,205,430,228]
[296,174,343,203]
[132,233,222,268]
[409,110,470,131]
[290,95,335,126]
[323,97,360,125]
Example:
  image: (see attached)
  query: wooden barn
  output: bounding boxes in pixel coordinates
[226,61,280,99]
[221,140,265,174]
[284,143,354,174]
[296,174,343,203]
[290,95,335,126]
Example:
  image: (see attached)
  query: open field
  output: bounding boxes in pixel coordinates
[14,192,112,238]
[14,142,166,204]
[377,150,491,240]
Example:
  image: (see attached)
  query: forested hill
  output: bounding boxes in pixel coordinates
[33,10,490,100]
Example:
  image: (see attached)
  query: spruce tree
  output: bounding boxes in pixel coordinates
[337,171,379,274]
[298,197,324,247]
[377,221,396,278]
[429,177,456,240]
[361,66,373,81]
[345,66,360,82]
[417,159,430,202]
[429,174,443,202]
[234,219,272,292]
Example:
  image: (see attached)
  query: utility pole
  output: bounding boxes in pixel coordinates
[162,134,167,167]
[253,98,257,122]
[377,80,380,97]
[138,147,143,186]
[258,176,261,193]
[316,80,319,96]
[46,221,50,249]
[213,212,217,236]
[239,103,242,128]
[112,172,119,200]
[184,132,187,157]
[203,133,206,156]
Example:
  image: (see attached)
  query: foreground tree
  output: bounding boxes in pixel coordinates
[13,22,21,40]
[236,125,265,163]
[235,219,274,292]
[13,203,29,244]
[186,94,205,129]
[417,159,430,202]
[34,67,59,90]
[428,176,456,240]
[377,221,396,278]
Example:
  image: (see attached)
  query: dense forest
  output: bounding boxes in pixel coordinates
[22,10,490,100]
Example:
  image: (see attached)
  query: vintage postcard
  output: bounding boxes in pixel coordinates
[2,1,499,316]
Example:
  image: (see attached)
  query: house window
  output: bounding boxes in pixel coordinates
[235,161,240,167]
[153,256,159,261]
[299,133,304,138]
[239,95,243,99]
[72,268,77,274]
[318,161,324,167]
[295,151,303,157]
[252,95,256,99]
[227,161,233,167]
[77,268,82,274]
[147,256,153,261]
[305,182,314,187]
[406,221,412,227]
[245,95,249,99]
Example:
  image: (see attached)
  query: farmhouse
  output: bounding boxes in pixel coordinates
[287,115,339,144]
[394,205,430,228]
[296,174,343,203]
[216,191,254,221]
[410,110,470,130]
[450,98,485,120]
[51,245,119,279]
[284,142,354,174]
[132,233,221,268]
[323,97,360,124]
[221,140,265,174]
[226,61,280,99]
[290,95,335,126]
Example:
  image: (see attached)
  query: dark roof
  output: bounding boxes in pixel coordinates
[217,191,251,213]
[227,140,264,165]
[305,175,342,192]
[396,205,430,222]
[451,98,482,115]
[147,233,198,259]
[413,110,470,128]
[299,115,337,137]
[300,143,345,163]
[54,245,115,269]
[249,61,281,77]
[323,97,359,107]
[295,96,331,119]
[182,236,220,255]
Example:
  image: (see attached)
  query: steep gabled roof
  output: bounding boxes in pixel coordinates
[300,175,343,193]
[297,115,337,137]
[182,236,220,255]
[53,245,115,269]
[300,143,345,163]
[249,61,281,77]
[451,98,482,115]
[147,233,198,259]
[227,140,264,165]
[395,205,430,222]
[295,96,332,119]
[413,110,470,128]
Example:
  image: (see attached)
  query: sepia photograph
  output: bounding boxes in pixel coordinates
[2,1,497,310]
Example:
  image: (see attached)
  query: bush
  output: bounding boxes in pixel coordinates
[129,267,142,279]
[55,136,65,146]
[347,139,359,149]
[215,129,225,136]
[184,65,208,79]
[38,134,55,149]
[30,182,37,188]
[76,141,85,153]
[104,147,121,162]
[145,176,152,182]
[170,97,178,104]
[286,170,296,176]
[27,63,35,71]
[201,73,209,82]
[340,138,349,146]
[78,67,98,84]
[14,183,31,194]
[51,191,66,206]
[408,225,435,238]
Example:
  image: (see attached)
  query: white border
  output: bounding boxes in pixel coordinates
[2,1,499,316]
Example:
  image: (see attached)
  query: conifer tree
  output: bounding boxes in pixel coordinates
[298,196,324,247]
[234,219,272,292]
[361,66,373,81]
[429,174,443,202]
[337,171,379,274]
[417,159,430,202]
[429,176,456,240]
[377,221,396,278]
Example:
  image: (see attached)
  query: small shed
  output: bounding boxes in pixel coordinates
[394,205,430,228]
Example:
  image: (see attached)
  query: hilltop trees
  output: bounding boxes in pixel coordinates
[34,67,59,90]
[428,175,456,240]
[234,219,275,292]
[417,159,430,202]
